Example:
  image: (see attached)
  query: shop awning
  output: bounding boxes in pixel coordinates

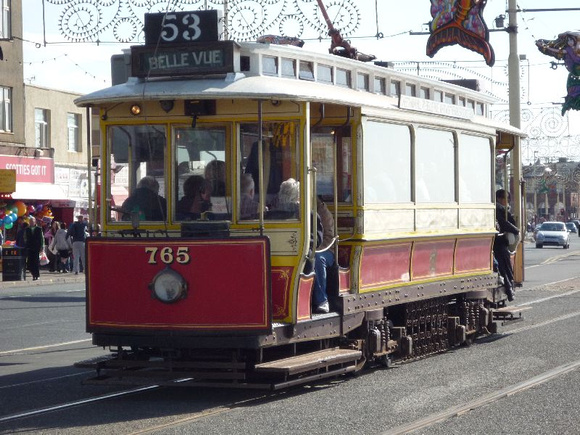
[12,182,68,200]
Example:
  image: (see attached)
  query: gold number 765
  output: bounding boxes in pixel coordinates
[145,247,191,265]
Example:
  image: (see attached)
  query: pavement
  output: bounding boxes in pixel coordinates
[1,269,86,288]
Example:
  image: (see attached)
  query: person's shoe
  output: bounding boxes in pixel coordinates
[314,301,329,314]
[506,288,515,302]
[75,272,78,275]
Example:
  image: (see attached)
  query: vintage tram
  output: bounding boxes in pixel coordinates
[75,11,524,389]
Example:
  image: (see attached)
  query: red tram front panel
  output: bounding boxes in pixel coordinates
[86,237,271,333]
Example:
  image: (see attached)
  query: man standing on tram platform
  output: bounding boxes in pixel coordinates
[494,189,519,302]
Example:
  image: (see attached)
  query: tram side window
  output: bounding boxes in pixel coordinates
[174,126,230,221]
[415,128,455,203]
[107,125,167,222]
[239,122,299,220]
[363,122,411,203]
[459,135,492,203]
[312,129,352,203]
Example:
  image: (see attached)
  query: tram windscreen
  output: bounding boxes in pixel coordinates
[174,126,231,221]
[107,125,167,222]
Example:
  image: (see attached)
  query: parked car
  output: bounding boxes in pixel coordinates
[566,222,578,233]
[535,221,570,249]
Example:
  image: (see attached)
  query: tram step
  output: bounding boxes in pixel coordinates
[493,305,532,321]
[254,348,362,376]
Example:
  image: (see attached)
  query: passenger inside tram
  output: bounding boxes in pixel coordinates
[239,174,259,220]
[121,176,167,221]
[177,175,212,219]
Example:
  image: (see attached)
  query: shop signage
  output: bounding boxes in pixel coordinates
[0,156,54,183]
[0,169,16,193]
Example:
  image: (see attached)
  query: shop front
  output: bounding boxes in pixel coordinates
[0,155,75,244]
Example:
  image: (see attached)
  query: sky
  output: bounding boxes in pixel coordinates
[21,0,580,163]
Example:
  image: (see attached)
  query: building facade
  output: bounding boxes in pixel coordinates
[0,0,91,233]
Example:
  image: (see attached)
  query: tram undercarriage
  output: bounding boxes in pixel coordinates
[75,277,510,390]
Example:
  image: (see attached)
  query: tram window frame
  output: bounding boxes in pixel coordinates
[374,77,386,95]
[476,102,485,116]
[458,134,493,204]
[434,90,443,102]
[390,80,401,97]
[405,83,416,97]
[444,93,456,105]
[173,125,230,222]
[312,126,353,204]
[357,73,370,91]
[106,124,168,223]
[299,61,315,81]
[281,58,296,78]
[239,121,301,221]
[419,87,430,99]
[415,128,455,204]
[363,121,411,204]
[336,68,351,88]
[317,64,333,84]
[263,56,278,76]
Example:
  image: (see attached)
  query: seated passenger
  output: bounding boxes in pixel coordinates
[240,173,259,220]
[270,178,300,218]
[178,175,212,218]
[122,176,167,221]
[205,160,226,196]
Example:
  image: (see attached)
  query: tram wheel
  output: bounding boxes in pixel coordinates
[379,354,393,368]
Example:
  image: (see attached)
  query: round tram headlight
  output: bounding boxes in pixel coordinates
[149,267,188,303]
[130,104,142,116]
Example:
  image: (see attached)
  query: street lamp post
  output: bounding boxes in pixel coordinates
[507,0,524,283]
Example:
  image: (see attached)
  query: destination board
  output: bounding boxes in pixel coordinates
[131,41,239,78]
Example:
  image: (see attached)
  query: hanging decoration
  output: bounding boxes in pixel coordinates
[426,0,495,67]
[536,31,580,115]
[42,0,362,44]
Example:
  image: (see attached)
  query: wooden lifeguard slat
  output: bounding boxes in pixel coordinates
[254,348,362,376]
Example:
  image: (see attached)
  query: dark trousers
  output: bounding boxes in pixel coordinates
[27,249,40,279]
[493,244,514,292]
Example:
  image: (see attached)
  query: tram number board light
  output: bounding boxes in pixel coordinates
[131,41,239,78]
[144,10,222,45]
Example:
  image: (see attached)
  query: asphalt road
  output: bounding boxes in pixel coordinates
[1,237,580,434]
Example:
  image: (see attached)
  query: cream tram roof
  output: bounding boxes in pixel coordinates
[75,41,522,136]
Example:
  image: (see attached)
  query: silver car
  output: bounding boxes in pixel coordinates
[535,221,570,249]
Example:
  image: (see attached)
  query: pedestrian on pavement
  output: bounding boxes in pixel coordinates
[52,221,72,273]
[67,215,88,275]
[24,216,44,281]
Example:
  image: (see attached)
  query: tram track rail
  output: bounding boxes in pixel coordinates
[382,358,580,435]
[2,283,580,432]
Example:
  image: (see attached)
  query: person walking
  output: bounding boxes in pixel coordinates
[25,217,44,281]
[52,221,72,273]
[67,215,88,275]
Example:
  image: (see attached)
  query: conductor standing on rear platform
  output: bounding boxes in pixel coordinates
[494,189,519,302]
